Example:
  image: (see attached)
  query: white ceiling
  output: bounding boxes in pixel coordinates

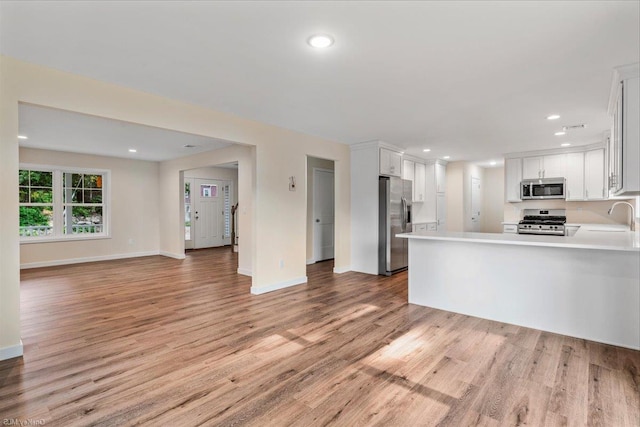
[1,1,639,164]
[18,104,233,162]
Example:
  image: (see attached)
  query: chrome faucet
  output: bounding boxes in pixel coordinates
[607,201,636,231]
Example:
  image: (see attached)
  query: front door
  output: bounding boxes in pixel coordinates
[313,168,335,262]
[194,178,226,249]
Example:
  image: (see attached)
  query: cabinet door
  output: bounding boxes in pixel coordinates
[522,157,543,179]
[414,162,426,202]
[610,82,623,194]
[435,163,446,193]
[505,158,522,202]
[585,148,606,200]
[503,224,518,234]
[436,193,446,231]
[543,154,566,178]
[424,163,437,220]
[380,148,402,177]
[402,159,414,181]
[413,223,427,232]
[565,152,584,201]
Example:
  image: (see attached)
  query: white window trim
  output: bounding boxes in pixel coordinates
[19,163,111,243]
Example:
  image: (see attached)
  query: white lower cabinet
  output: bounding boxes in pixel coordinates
[413,223,427,232]
[503,224,518,234]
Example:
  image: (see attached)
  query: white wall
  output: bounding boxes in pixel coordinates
[19,148,160,268]
[482,167,505,233]
[185,166,239,203]
[162,144,253,275]
[306,157,334,263]
[0,55,351,358]
[462,163,484,232]
[445,162,464,232]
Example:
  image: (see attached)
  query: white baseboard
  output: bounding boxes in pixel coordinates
[0,340,23,361]
[20,251,160,269]
[251,276,307,295]
[160,251,186,260]
[333,265,351,274]
[237,268,253,277]
[306,258,315,265]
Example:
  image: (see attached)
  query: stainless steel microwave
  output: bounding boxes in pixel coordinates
[521,178,566,200]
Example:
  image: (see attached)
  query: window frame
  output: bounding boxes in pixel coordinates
[19,163,111,244]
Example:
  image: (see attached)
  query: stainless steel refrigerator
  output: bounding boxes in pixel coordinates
[379,176,412,275]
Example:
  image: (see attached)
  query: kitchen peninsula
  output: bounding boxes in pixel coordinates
[399,226,640,349]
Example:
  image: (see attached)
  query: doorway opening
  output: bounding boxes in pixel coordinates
[306,156,335,269]
[184,163,238,251]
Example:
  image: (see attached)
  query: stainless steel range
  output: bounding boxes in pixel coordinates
[518,209,566,236]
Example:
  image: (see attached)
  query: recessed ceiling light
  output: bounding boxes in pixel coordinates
[128,148,137,153]
[490,161,497,166]
[561,143,572,147]
[18,135,28,140]
[554,131,566,136]
[307,34,334,48]
[443,156,451,159]
[400,152,405,155]
[547,114,560,120]
[423,148,431,152]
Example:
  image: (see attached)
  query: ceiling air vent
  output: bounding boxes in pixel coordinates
[561,124,586,131]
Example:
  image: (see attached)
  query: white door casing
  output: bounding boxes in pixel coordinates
[194,178,226,249]
[313,168,335,262]
[471,177,481,232]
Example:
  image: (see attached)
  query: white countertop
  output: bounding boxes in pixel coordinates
[399,224,640,252]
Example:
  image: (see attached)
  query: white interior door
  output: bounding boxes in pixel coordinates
[471,177,481,232]
[194,178,226,249]
[313,168,335,262]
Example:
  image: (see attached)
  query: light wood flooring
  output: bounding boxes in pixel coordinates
[1,247,638,426]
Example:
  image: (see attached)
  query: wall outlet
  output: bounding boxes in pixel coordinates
[128,238,135,245]
[279,259,284,269]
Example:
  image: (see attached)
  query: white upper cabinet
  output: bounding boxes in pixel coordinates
[402,159,426,202]
[402,159,414,181]
[542,154,567,178]
[414,162,426,202]
[506,143,607,202]
[522,156,543,179]
[565,152,584,201]
[608,64,639,196]
[435,163,446,193]
[522,154,566,179]
[380,148,402,177]
[505,158,522,202]
[585,148,606,200]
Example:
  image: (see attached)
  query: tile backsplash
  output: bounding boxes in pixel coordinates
[503,198,637,225]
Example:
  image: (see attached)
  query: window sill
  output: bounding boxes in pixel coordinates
[20,234,111,244]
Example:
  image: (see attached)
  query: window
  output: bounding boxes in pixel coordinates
[19,166,109,241]
[184,181,191,241]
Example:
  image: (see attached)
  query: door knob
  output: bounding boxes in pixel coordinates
[315,219,320,223]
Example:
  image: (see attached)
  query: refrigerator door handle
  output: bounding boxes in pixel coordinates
[401,197,407,231]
